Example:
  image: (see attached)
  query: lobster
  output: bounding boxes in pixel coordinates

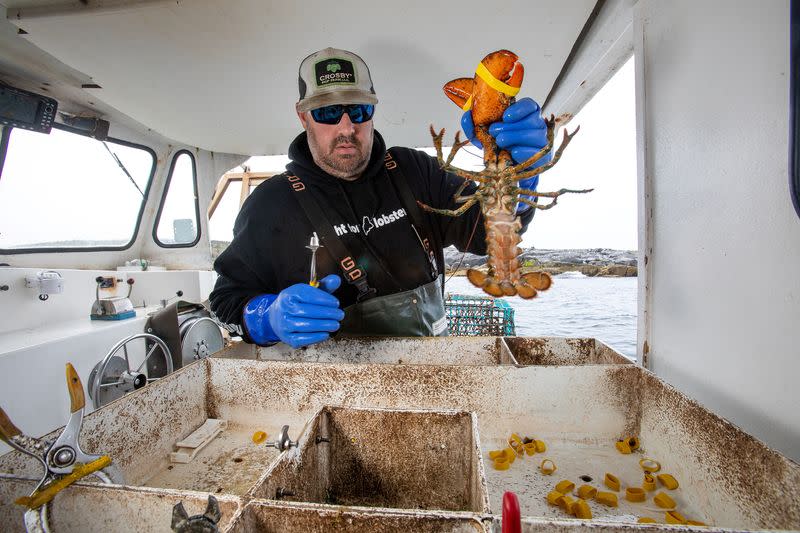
[419,50,591,299]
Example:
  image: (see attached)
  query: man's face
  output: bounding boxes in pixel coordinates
[297,105,374,181]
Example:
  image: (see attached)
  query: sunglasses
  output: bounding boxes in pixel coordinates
[310,104,375,125]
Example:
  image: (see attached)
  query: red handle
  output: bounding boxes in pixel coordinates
[502,491,521,533]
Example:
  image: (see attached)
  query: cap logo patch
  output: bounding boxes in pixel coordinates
[315,58,356,87]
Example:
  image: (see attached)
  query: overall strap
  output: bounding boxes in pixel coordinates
[383,150,439,278]
[286,174,376,302]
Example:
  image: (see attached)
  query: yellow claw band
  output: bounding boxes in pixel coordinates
[654,492,676,509]
[638,517,657,524]
[16,456,112,509]
[615,440,632,454]
[626,487,646,502]
[657,473,679,490]
[595,491,619,507]
[639,458,662,473]
[577,484,597,499]
[572,499,592,519]
[523,442,537,455]
[493,457,511,470]
[252,430,268,444]
[461,95,473,111]
[546,490,563,505]
[556,494,574,513]
[540,459,557,475]
[555,480,575,494]
[604,472,621,491]
[475,62,521,97]
[643,473,657,491]
[665,510,688,524]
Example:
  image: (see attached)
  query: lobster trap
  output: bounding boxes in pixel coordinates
[445,293,516,336]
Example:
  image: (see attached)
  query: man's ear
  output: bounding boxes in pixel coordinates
[296,107,308,129]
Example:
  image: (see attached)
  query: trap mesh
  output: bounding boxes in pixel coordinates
[445,294,516,336]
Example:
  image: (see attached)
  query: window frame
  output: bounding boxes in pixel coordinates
[152,149,201,248]
[0,123,157,254]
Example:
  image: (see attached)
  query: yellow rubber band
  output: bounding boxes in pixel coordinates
[546,490,563,505]
[572,499,592,519]
[604,472,621,491]
[493,458,511,470]
[657,473,679,490]
[534,439,546,453]
[654,492,676,509]
[638,517,657,524]
[626,487,646,502]
[461,95,473,111]
[252,430,268,444]
[16,456,112,509]
[475,62,521,97]
[555,480,575,494]
[523,441,537,455]
[595,491,618,507]
[643,473,657,491]
[615,440,632,454]
[577,484,597,499]
[639,458,662,473]
[488,449,505,460]
[540,459,557,475]
[556,494,574,513]
[665,510,688,524]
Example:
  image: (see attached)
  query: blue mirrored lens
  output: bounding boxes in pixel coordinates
[311,104,374,125]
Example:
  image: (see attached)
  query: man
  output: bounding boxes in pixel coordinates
[210,48,549,348]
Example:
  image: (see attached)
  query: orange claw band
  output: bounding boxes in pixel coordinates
[643,473,657,491]
[639,458,662,473]
[604,472,621,491]
[595,491,618,507]
[540,459,557,475]
[626,487,646,502]
[657,473,679,490]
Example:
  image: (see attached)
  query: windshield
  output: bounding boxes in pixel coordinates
[0,125,155,251]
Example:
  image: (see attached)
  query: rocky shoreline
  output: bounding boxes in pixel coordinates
[444,247,638,277]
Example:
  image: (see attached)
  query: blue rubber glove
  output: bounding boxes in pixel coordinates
[243,274,344,349]
[461,97,551,212]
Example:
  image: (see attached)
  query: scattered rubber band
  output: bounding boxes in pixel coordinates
[643,473,656,491]
[508,433,524,456]
[546,490,563,505]
[540,459,557,475]
[493,458,511,470]
[665,510,688,524]
[523,442,537,456]
[687,520,707,526]
[555,480,575,494]
[503,447,517,463]
[556,494,574,513]
[654,492,676,509]
[577,484,597,499]
[534,439,546,453]
[616,440,632,454]
[252,431,268,444]
[638,517,657,524]
[627,436,641,451]
[639,458,662,473]
[626,487,646,502]
[573,499,592,519]
[604,473,621,491]
[488,449,505,460]
[657,473,679,490]
[595,491,618,507]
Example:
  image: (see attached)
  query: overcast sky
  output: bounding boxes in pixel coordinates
[213,57,637,250]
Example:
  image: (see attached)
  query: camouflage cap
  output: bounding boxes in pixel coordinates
[297,47,378,112]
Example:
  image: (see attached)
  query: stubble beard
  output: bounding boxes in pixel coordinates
[308,130,372,181]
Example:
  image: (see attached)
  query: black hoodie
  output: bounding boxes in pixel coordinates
[209,130,534,341]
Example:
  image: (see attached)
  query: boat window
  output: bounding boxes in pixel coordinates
[0,125,155,252]
[154,150,200,247]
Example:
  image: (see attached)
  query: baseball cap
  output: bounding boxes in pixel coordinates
[297,47,378,113]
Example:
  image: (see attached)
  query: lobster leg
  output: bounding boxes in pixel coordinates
[417,197,479,217]
[513,126,581,181]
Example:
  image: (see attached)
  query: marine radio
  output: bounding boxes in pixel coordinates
[0,82,58,133]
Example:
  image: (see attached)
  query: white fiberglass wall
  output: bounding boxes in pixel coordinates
[635,0,800,460]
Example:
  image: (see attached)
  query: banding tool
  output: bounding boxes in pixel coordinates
[306,232,322,287]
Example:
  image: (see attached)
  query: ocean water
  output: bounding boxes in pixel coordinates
[444,273,638,360]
